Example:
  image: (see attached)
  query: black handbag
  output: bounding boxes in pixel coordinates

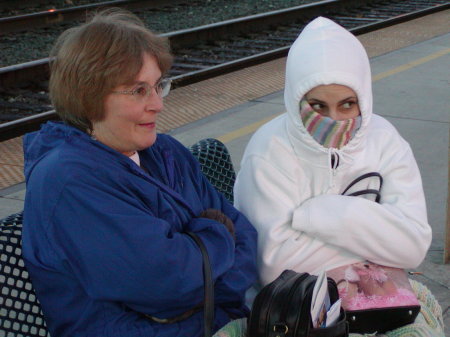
[248,270,349,337]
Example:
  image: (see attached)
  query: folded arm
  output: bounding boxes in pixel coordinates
[49,175,235,317]
[293,146,431,268]
[234,155,356,285]
[190,149,258,309]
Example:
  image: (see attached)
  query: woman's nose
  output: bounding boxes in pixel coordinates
[328,107,347,121]
[145,93,164,112]
[328,107,340,120]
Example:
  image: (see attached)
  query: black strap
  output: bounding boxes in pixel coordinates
[186,232,214,337]
[145,305,202,324]
[346,189,381,202]
[341,172,383,203]
[145,232,214,337]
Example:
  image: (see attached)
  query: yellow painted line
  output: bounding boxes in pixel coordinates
[373,48,450,82]
[218,48,450,143]
[217,113,282,144]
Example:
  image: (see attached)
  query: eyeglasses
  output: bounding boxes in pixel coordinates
[112,78,171,100]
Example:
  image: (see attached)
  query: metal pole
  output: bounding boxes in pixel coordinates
[444,136,450,264]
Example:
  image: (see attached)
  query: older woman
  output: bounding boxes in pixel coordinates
[22,9,257,337]
[234,17,443,336]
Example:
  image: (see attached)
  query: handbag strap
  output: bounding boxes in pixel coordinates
[341,172,383,203]
[145,232,214,336]
[186,232,214,337]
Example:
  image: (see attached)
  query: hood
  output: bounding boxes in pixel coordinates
[284,17,372,153]
[23,121,88,181]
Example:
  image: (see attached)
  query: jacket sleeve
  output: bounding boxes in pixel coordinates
[49,174,236,317]
[213,196,258,310]
[292,144,432,269]
[185,146,258,310]
[234,155,358,285]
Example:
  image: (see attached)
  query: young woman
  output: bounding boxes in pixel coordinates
[234,17,443,336]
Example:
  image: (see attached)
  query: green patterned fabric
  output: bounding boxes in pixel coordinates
[212,280,444,337]
[213,317,246,337]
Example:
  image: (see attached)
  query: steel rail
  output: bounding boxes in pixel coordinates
[170,1,450,85]
[0,111,58,142]
[0,0,187,34]
[1,0,449,142]
[0,0,369,88]
[163,0,356,49]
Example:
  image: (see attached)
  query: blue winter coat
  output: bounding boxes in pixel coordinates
[22,121,258,337]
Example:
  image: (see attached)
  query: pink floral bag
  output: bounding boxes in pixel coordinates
[328,263,420,333]
[332,172,420,333]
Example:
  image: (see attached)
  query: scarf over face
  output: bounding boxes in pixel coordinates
[284,17,373,154]
[300,98,362,149]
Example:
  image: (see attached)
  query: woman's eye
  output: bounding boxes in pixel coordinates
[133,86,147,96]
[310,103,323,111]
[342,102,356,109]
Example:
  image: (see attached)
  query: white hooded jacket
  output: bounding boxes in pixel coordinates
[234,17,432,286]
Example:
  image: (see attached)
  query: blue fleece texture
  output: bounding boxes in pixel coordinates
[22,122,257,337]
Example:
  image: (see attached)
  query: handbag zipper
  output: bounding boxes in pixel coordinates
[293,281,315,336]
[275,273,310,335]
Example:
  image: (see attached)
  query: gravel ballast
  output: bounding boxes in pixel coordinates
[0,0,322,68]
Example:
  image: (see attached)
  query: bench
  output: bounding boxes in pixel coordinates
[0,138,236,337]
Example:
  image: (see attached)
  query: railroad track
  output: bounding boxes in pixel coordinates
[1,0,449,141]
[0,0,191,33]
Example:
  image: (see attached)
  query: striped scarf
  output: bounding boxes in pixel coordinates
[300,99,362,149]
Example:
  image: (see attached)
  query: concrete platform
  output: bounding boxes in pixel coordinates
[1,14,449,336]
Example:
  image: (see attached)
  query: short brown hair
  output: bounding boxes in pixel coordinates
[49,8,173,133]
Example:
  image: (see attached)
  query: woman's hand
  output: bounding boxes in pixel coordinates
[199,209,235,240]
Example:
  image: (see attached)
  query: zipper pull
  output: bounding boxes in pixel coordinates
[330,153,340,169]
